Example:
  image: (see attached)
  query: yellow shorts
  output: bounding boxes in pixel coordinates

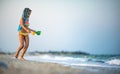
[19,31,29,36]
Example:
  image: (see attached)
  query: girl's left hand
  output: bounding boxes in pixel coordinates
[27,30,31,33]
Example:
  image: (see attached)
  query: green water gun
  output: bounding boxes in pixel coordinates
[31,31,41,36]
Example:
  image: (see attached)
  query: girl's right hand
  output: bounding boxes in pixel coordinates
[31,31,36,35]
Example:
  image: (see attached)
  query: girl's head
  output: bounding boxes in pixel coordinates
[22,8,32,19]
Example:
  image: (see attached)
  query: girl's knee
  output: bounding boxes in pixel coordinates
[24,45,29,49]
[19,45,24,49]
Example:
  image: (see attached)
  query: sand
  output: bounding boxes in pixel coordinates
[0,54,120,74]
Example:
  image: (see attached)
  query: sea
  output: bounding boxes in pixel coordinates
[25,52,120,69]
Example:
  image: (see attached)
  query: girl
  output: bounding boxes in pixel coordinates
[15,8,36,61]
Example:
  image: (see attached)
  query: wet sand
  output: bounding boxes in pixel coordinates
[0,54,120,74]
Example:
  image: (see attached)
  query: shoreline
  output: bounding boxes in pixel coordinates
[0,54,120,74]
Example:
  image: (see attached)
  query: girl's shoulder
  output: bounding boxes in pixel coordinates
[20,18,23,20]
[20,18,23,24]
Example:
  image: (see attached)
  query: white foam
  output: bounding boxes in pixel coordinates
[106,59,120,66]
[26,54,88,62]
[71,63,104,67]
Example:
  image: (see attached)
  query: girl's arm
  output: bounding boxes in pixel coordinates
[28,28,36,33]
[20,18,31,33]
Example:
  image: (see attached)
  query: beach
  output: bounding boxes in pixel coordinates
[0,54,120,74]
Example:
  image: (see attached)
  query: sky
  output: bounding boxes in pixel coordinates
[0,0,120,55]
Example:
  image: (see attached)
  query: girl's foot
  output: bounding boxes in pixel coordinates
[20,57,25,61]
[15,54,18,58]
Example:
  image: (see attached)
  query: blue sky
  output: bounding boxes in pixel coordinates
[0,0,120,54]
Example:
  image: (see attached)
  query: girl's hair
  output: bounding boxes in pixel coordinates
[22,8,32,24]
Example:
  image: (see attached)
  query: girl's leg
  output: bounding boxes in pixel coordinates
[15,34,24,58]
[20,35,29,60]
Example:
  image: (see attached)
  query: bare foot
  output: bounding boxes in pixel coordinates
[20,57,25,61]
[14,54,18,58]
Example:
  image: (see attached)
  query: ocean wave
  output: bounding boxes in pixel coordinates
[106,59,120,66]
[25,54,120,68]
[37,54,88,62]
